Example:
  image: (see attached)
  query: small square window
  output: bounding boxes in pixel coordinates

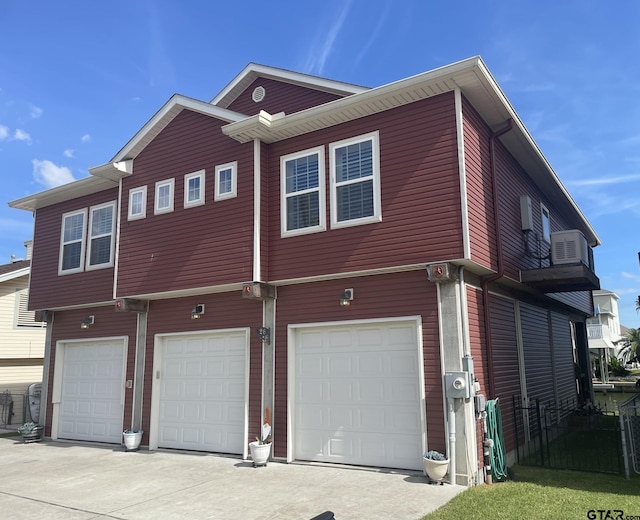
[155,178,175,215]
[215,161,237,201]
[184,170,205,208]
[128,186,147,220]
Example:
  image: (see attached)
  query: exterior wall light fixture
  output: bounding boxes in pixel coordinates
[191,304,205,319]
[80,315,94,329]
[340,288,354,306]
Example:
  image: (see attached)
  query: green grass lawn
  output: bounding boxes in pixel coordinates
[423,466,640,520]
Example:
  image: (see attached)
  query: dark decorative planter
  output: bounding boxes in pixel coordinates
[20,425,44,443]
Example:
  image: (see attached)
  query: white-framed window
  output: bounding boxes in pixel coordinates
[329,131,381,229]
[128,186,147,220]
[87,201,116,270]
[58,208,87,275]
[154,178,175,214]
[541,203,551,242]
[184,170,205,208]
[281,147,326,237]
[215,161,237,201]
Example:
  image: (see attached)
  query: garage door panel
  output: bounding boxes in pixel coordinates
[295,321,423,470]
[58,340,125,443]
[157,330,247,454]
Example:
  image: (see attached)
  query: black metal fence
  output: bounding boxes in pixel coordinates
[512,396,623,475]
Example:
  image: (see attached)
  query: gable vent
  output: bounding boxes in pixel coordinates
[252,86,266,103]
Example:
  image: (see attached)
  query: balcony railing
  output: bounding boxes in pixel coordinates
[587,323,610,341]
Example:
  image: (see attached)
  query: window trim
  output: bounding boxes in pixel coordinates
[329,130,382,229]
[154,178,175,215]
[541,203,551,243]
[86,201,116,271]
[184,169,206,208]
[280,146,326,238]
[58,208,87,275]
[215,161,238,201]
[128,186,147,220]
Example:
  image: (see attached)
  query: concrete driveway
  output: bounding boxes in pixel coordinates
[0,436,465,519]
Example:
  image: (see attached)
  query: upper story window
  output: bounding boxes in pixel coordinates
[330,131,381,229]
[281,146,326,237]
[15,288,45,328]
[128,186,147,220]
[155,178,175,215]
[184,170,205,208]
[215,161,237,201]
[541,203,551,243]
[59,209,87,274]
[87,202,116,269]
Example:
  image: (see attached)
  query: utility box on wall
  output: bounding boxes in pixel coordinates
[444,371,472,399]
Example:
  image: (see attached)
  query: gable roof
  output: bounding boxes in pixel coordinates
[211,63,368,109]
[0,259,30,283]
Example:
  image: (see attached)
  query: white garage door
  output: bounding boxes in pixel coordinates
[157,330,248,453]
[58,340,125,443]
[294,320,423,470]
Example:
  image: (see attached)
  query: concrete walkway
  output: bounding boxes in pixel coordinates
[0,435,465,519]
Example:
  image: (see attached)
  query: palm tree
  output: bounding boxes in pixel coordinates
[636,295,640,312]
[616,328,640,365]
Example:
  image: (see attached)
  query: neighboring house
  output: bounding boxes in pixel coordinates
[0,240,45,426]
[586,289,627,380]
[9,57,601,486]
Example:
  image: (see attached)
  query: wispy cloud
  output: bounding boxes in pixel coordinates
[354,0,392,66]
[81,134,91,143]
[63,149,75,158]
[622,272,640,283]
[567,173,640,187]
[0,124,8,140]
[304,0,353,76]
[32,159,75,188]
[29,104,43,119]
[13,129,31,143]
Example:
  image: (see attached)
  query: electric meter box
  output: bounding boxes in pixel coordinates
[444,371,472,399]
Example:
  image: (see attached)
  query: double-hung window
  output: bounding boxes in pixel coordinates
[330,131,381,228]
[59,209,87,274]
[155,178,175,214]
[215,162,237,201]
[128,186,147,220]
[281,146,325,237]
[87,202,116,269]
[184,170,205,208]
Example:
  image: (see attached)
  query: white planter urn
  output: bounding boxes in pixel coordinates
[423,457,449,482]
[123,430,143,451]
[249,441,272,467]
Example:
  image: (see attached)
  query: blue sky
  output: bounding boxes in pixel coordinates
[1,1,639,326]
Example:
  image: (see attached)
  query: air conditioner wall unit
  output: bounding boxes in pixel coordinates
[550,230,590,267]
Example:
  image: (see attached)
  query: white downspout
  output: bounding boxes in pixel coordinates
[253,138,261,281]
[448,397,456,486]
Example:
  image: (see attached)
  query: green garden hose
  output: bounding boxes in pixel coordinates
[486,399,508,481]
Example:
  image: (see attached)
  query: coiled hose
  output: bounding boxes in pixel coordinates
[485,399,508,481]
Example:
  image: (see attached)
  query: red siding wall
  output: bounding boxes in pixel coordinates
[267,93,463,281]
[30,188,119,310]
[116,110,255,297]
[143,292,264,445]
[463,99,592,314]
[272,270,445,458]
[44,306,138,436]
[226,77,344,116]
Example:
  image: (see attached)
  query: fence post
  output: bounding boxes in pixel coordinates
[536,399,544,466]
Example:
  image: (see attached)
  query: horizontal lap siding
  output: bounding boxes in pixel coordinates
[466,286,486,464]
[268,93,463,281]
[520,304,554,407]
[272,271,444,458]
[29,189,119,310]
[45,307,138,437]
[116,110,254,297]
[226,77,343,115]
[551,312,577,406]
[487,294,521,452]
[144,293,263,446]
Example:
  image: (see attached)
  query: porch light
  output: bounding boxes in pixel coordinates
[340,288,354,307]
[191,304,205,319]
[80,315,94,329]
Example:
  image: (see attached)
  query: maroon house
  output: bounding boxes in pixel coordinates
[9,57,600,485]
